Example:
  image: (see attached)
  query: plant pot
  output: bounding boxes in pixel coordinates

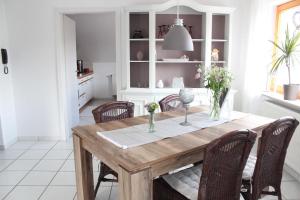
[283,84,300,100]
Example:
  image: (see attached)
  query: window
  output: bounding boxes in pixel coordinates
[269,0,300,94]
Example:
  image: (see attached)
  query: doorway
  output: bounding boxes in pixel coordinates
[56,9,121,140]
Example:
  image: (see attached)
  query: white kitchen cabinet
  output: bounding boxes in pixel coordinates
[78,73,94,109]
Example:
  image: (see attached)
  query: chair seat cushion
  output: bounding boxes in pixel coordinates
[163,165,247,200]
[242,155,257,180]
[163,165,202,200]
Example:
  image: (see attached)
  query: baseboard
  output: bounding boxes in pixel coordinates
[18,136,62,141]
[0,137,18,150]
[284,164,300,183]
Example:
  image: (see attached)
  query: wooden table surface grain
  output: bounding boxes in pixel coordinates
[72,106,274,200]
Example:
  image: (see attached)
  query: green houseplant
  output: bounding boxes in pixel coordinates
[270,27,300,100]
[205,65,232,120]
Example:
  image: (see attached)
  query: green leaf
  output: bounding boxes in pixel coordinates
[270,25,300,78]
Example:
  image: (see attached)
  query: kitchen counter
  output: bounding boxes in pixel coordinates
[77,72,94,79]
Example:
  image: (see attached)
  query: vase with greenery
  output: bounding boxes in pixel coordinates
[205,66,232,120]
[270,26,300,100]
[145,102,159,133]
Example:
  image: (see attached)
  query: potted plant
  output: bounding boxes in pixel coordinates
[205,65,232,120]
[270,26,300,100]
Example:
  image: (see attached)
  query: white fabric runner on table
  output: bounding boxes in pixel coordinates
[97,111,247,149]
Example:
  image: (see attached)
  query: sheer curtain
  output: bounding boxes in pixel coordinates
[241,0,276,113]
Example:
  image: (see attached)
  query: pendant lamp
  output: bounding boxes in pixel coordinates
[162,5,194,51]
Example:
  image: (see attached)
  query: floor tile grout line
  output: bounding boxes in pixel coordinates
[37,149,73,200]
[1,141,59,200]
[0,153,28,172]
[107,184,113,200]
[0,144,37,172]
[7,141,37,151]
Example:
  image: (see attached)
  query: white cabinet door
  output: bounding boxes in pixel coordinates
[78,76,94,109]
[63,15,79,138]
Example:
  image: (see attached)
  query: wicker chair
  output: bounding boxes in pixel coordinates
[241,117,299,200]
[92,101,134,197]
[153,129,257,200]
[159,94,183,112]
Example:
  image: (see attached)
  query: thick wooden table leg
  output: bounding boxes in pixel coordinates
[118,166,152,200]
[73,134,94,200]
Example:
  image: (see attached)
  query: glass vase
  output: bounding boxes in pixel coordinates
[148,112,155,133]
[210,92,221,120]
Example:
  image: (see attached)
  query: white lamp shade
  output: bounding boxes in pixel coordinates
[162,25,194,51]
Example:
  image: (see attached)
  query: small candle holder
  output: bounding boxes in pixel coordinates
[180,104,191,126]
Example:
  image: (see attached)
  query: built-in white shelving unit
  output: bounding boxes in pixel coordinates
[119,0,235,116]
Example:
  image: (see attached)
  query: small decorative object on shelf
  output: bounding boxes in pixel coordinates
[180,55,189,61]
[158,26,163,38]
[136,51,144,61]
[188,26,193,37]
[194,64,205,87]
[132,30,144,38]
[179,89,195,126]
[211,48,220,61]
[157,80,164,88]
[172,77,184,88]
[145,102,159,133]
[205,65,232,120]
[162,25,168,36]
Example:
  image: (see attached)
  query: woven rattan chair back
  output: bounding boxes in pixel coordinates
[92,101,134,197]
[159,94,183,112]
[198,130,257,200]
[92,101,134,123]
[251,117,299,200]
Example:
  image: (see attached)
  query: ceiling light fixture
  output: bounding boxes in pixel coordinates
[162,4,194,51]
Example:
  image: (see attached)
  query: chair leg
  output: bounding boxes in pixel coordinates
[94,174,102,197]
[241,180,251,200]
[277,188,282,200]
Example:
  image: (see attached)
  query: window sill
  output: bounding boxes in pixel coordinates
[262,92,300,112]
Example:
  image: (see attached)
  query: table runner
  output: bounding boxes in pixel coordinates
[97,111,247,149]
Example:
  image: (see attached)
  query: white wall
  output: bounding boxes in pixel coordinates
[2,0,251,140]
[69,13,117,99]
[0,0,18,148]
[70,13,116,64]
[4,0,62,139]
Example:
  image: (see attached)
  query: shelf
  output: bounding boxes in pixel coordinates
[211,61,226,63]
[212,39,228,42]
[130,60,149,63]
[130,38,149,41]
[156,38,204,42]
[156,60,204,64]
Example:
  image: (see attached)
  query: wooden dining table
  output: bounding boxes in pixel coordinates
[72,106,274,200]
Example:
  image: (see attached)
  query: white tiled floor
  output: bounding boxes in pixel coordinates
[0,140,116,200]
[0,140,300,200]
